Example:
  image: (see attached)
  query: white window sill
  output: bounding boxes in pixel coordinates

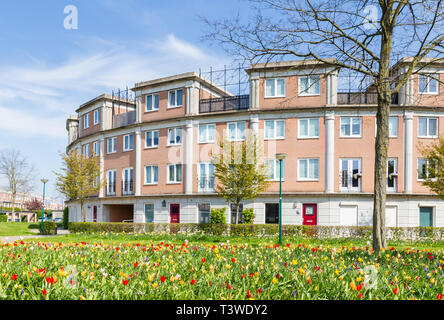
[298,93,320,97]
[198,141,215,144]
[166,182,182,185]
[264,95,286,99]
[297,179,319,182]
[298,136,320,140]
[227,139,246,142]
[418,92,438,95]
[144,183,158,186]
[123,149,134,153]
[264,137,285,141]
[339,135,362,139]
[107,151,117,154]
[167,144,182,147]
[418,136,438,139]
[167,105,183,109]
[144,146,159,150]
[145,109,159,113]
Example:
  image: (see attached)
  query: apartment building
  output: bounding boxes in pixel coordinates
[65,58,444,228]
[0,190,64,211]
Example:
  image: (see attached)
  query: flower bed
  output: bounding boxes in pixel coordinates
[0,240,442,300]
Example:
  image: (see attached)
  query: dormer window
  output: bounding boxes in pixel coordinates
[299,75,320,96]
[265,78,285,98]
[419,74,438,94]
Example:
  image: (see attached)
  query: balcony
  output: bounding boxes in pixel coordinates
[113,110,136,129]
[122,180,134,196]
[337,91,399,105]
[199,95,249,113]
[198,176,215,193]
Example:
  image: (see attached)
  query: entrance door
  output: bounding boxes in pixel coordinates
[419,207,433,227]
[265,203,279,224]
[302,204,317,225]
[93,206,97,223]
[170,204,180,223]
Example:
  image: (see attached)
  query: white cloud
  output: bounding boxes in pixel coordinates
[160,34,209,61]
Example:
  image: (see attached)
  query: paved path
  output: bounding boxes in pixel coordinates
[0,229,70,243]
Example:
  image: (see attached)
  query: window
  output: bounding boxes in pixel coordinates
[198,124,216,143]
[198,203,211,224]
[93,141,100,156]
[298,118,320,138]
[123,134,134,151]
[231,203,244,224]
[168,127,182,146]
[106,170,116,195]
[298,159,319,181]
[107,137,117,154]
[145,204,154,223]
[340,117,362,137]
[265,120,285,139]
[387,158,398,192]
[418,117,438,138]
[375,116,398,137]
[93,109,100,125]
[198,163,215,192]
[419,74,438,94]
[145,165,159,184]
[227,121,246,141]
[168,89,183,108]
[168,164,182,183]
[146,94,159,112]
[145,130,159,148]
[82,144,89,158]
[417,158,437,181]
[340,159,361,191]
[265,78,285,97]
[83,114,90,129]
[265,159,285,181]
[122,168,134,195]
[299,75,320,95]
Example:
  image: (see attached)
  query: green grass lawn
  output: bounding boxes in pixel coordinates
[0,223,40,236]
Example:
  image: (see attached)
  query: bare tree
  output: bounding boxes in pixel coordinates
[0,149,35,218]
[204,0,444,251]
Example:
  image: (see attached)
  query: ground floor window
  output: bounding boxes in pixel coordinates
[198,203,211,224]
[265,203,279,224]
[231,203,243,224]
[145,204,154,223]
[419,207,433,227]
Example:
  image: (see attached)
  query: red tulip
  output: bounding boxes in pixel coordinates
[11,274,17,281]
[191,279,196,285]
[133,262,139,268]
[231,258,236,263]
[42,289,47,296]
[160,276,166,283]
[437,294,443,300]
[358,292,363,299]
[246,290,253,298]
[122,279,129,286]
[393,288,399,295]
[356,284,362,291]
[227,284,232,290]
[201,258,205,264]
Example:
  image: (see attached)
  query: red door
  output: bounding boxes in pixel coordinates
[302,204,317,225]
[170,204,180,223]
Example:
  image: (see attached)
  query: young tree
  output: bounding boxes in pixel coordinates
[204,0,444,251]
[212,135,270,224]
[54,149,102,222]
[25,198,43,211]
[419,138,443,196]
[0,149,35,218]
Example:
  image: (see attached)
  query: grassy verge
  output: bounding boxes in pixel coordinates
[0,223,40,236]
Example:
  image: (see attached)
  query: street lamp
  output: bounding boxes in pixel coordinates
[276,153,286,245]
[40,179,48,233]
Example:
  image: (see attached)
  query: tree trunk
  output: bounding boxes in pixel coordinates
[235,203,239,224]
[11,193,16,221]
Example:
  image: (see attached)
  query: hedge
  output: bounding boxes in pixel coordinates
[0,215,7,223]
[63,207,69,229]
[68,222,444,241]
[41,221,58,235]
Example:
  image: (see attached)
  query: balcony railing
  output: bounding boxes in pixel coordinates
[113,110,136,129]
[337,92,399,105]
[198,176,215,192]
[106,182,116,197]
[122,180,134,196]
[199,95,249,113]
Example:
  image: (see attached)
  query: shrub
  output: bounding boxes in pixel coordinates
[63,207,69,229]
[0,215,7,222]
[41,222,57,235]
[209,208,227,224]
[241,209,255,224]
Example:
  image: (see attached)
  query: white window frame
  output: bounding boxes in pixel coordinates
[82,144,89,158]
[168,127,182,146]
[145,94,160,112]
[93,109,100,125]
[340,117,362,138]
[106,170,116,196]
[265,78,286,98]
[298,75,321,96]
[418,74,439,94]
[198,124,216,144]
[144,165,159,185]
[417,158,437,181]
[93,141,100,156]
[298,118,320,138]
[144,203,155,223]
[387,158,398,193]
[145,130,159,149]
[167,164,182,184]
[168,89,183,108]
[198,163,215,192]
[297,158,320,181]
[83,113,90,129]
[107,137,117,154]
[227,121,246,141]
[265,159,285,181]
[122,167,134,195]
[264,120,285,140]
[340,158,362,192]
[417,117,438,138]
[123,134,134,152]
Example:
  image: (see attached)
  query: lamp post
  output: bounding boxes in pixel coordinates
[40,179,48,233]
[276,153,286,245]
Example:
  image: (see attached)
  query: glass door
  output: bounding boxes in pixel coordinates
[340,159,361,192]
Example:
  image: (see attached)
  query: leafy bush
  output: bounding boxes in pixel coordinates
[41,221,57,235]
[63,207,69,229]
[241,209,255,224]
[0,215,7,222]
[209,208,227,224]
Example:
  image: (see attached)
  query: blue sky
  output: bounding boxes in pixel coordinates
[0,0,252,203]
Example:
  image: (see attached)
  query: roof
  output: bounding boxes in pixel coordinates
[391,56,444,73]
[132,72,233,97]
[75,94,135,113]
[246,58,338,74]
